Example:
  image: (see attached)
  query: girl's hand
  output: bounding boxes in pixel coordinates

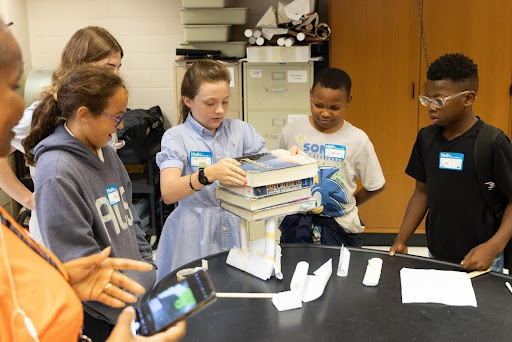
[288,146,308,157]
[204,158,247,186]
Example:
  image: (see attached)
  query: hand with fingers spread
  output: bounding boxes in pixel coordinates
[64,246,153,308]
[204,158,247,186]
[107,306,186,342]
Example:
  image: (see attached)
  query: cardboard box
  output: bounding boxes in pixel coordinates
[180,8,248,25]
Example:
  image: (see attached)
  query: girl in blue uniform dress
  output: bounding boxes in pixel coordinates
[155,60,266,281]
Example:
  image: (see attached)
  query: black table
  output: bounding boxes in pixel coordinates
[149,245,512,341]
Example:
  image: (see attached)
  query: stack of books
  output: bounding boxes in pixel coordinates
[216,149,319,221]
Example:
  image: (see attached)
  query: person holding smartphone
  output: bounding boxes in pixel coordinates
[0,19,185,342]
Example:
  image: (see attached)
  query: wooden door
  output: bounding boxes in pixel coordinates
[329,0,421,233]
[418,0,512,133]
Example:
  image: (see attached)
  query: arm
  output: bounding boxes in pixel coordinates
[0,154,35,210]
[460,200,512,271]
[355,184,385,207]
[160,159,247,204]
[389,180,428,256]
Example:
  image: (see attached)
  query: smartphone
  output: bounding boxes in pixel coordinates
[135,269,216,336]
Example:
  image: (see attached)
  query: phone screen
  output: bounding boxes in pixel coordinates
[136,270,215,336]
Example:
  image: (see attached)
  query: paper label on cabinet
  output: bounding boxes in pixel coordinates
[228,67,235,87]
[288,70,307,83]
[250,69,262,78]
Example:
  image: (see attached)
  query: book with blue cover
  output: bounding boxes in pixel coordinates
[233,149,318,187]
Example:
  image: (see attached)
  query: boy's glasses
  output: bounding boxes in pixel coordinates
[418,90,470,109]
[100,111,127,128]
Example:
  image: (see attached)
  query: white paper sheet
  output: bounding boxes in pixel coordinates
[272,259,332,311]
[272,291,302,311]
[256,6,277,27]
[226,248,274,280]
[284,0,311,21]
[337,245,350,277]
[400,268,477,307]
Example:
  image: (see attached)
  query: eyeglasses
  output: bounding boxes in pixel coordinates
[418,90,471,109]
[100,111,127,128]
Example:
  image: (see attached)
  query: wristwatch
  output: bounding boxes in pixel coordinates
[198,167,213,186]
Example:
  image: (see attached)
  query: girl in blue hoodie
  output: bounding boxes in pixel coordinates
[23,65,156,341]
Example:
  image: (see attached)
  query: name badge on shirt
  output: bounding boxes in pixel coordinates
[190,151,212,168]
[324,144,347,160]
[105,185,121,206]
[439,152,464,171]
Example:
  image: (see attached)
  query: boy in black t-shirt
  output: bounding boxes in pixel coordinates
[389,53,512,272]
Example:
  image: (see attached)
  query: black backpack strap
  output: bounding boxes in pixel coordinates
[474,123,506,218]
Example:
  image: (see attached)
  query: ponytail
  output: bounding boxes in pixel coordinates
[22,89,62,166]
[22,65,124,166]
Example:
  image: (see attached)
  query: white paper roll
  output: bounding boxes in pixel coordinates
[253,29,262,38]
[285,37,295,47]
[244,29,253,38]
[256,37,265,46]
[277,37,286,46]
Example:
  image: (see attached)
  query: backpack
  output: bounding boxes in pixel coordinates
[117,106,165,165]
[421,122,512,268]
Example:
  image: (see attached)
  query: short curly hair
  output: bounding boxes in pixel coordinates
[427,53,478,92]
[312,67,352,94]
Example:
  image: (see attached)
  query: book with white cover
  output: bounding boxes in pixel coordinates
[235,149,318,187]
[221,197,318,221]
[216,187,312,211]
[220,177,314,199]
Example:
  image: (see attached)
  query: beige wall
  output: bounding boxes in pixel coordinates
[24,0,185,127]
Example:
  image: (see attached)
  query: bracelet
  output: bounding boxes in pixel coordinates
[189,174,198,191]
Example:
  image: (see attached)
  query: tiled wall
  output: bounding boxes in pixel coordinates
[25,0,185,127]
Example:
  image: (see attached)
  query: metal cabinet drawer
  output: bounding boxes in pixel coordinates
[244,63,313,111]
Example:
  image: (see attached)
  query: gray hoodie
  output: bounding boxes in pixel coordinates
[33,124,156,324]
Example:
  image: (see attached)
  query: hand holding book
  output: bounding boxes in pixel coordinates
[204,158,248,186]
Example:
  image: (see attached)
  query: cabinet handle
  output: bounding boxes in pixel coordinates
[412,82,415,99]
[265,88,287,93]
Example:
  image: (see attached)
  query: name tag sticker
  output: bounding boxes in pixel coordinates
[105,185,121,206]
[439,152,464,171]
[190,151,212,168]
[324,144,347,160]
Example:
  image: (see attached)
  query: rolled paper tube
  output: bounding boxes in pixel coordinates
[256,37,265,46]
[284,37,295,47]
[315,23,331,39]
[244,29,253,38]
[296,32,306,41]
[252,29,262,38]
[248,36,257,45]
[277,37,286,46]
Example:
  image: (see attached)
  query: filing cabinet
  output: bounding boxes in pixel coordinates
[243,62,314,150]
[174,60,243,126]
